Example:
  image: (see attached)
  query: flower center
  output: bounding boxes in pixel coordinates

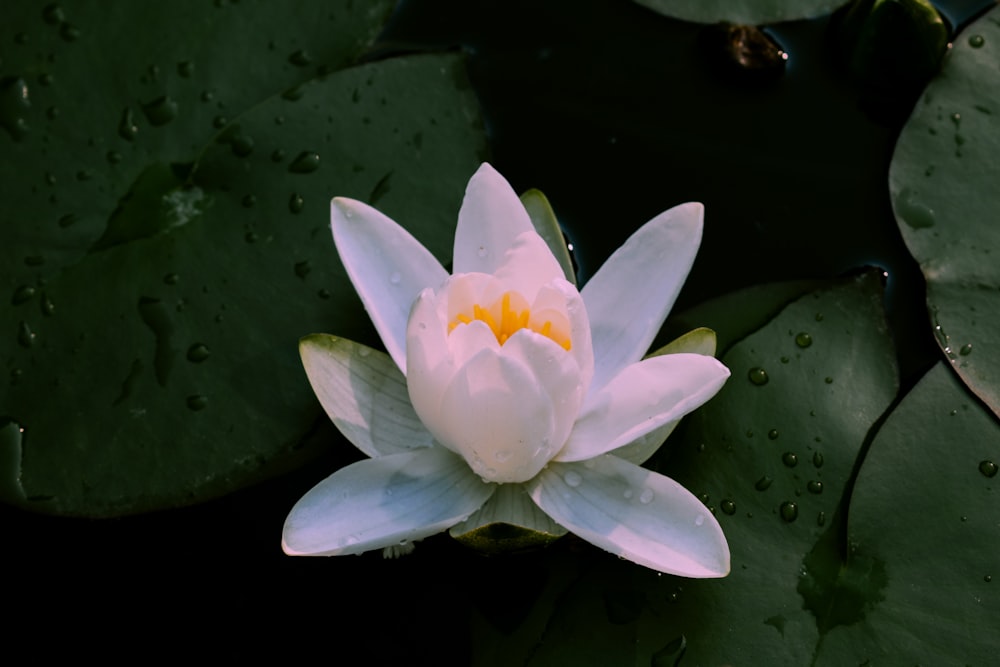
[447,291,571,350]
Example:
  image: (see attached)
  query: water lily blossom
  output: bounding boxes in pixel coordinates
[282,164,732,577]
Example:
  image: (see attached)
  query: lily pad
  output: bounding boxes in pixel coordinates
[806,363,1000,665]
[633,0,850,25]
[889,5,1000,417]
[0,1,488,516]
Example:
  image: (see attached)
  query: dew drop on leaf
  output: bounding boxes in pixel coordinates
[186,343,210,363]
[748,367,769,385]
[186,395,208,411]
[795,332,812,348]
[288,151,320,173]
[780,501,798,522]
[755,475,773,491]
[782,452,798,467]
[979,460,998,478]
[720,499,736,515]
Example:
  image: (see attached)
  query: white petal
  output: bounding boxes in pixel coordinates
[437,347,557,483]
[449,482,567,541]
[556,353,729,462]
[492,231,566,302]
[502,331,585,458]
[300,335,434,458]
[532,280,594,394]
[331,197,448,373]
[526,457,730,577]
[405,289,457,452]
[582,202,704,393]
[282,448,495,556]
[453,164,534,275]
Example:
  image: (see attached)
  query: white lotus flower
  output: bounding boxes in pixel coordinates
[282,163,732,577]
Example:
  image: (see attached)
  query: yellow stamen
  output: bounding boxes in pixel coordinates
[448,290,571,351]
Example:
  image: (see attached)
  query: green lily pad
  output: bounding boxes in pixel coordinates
[633,0,850,25]
[889,5,1000,418]
[0,2,488,516]
[805,362,1000,665]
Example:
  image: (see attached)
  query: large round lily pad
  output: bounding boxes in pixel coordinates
[889,5,1000,418]
[0,1,488,516]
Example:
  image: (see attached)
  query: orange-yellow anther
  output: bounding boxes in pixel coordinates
[448,290,571,351]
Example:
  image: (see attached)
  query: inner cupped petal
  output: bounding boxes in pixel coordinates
[492,231,568,303]
[437,347,557,483]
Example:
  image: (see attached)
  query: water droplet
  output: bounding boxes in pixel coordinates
[824,376,834,384]
[288,49,312,66]
[985,574,992,583]
[694,514,705,526]
[12,285,35,305]
[563,471,582,487]
[106,150,122,164]
[639,488,654,504]
[289,193,304,213]
[39,294,54,316]
[289,151,320,173]
[17,321,36,347]
[186,394,208,411]
[477,246,487,258]
[177,60,195,78]
[720,499,736,515]
[780,501,798,522]
[43,4,65,24]
[118,107,138,141]
[755,475,773,491]
[748,367,769,385]
[59,23,80,42]
[271,148,286,162]
[979,460,998,478]
[230,133,254,157]
[389,271,401,285]
[212,115,228,129]
[317,288,331,299]
[795,332,812,348]
[244,231,258,243]
[817,511,826,526]
[186,343,210,363]
[782,452,798,467]
[163,273,179,285]
[494,450,511,462]
[241,194,256,208]
[813,451,824,468]
[294,260,311,279]
[767,429,779,440]
[623,488,633,500]
[895,187,936,229]
[1,77,32,141]
[807,480,823,494]
[960,343,973,356]
[141,95,178,126]
[76,169,93,181]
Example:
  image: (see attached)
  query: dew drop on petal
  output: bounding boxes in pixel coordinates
[389,271,401,285]
[639,488,654,505]
[563,471,582,487]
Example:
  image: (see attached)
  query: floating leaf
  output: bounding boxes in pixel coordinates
[0,0,487,516]
[889,5,1000,417]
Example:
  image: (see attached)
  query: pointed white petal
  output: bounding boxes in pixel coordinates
[299,335,434,458]
[526,457,730,577]
[331,197,448,372]
[556,353,729,462]
[453,164,534,275]
[612,327,718,465]
[282,448,495,556]
[582,202,704,393]
[449,482,567,546]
